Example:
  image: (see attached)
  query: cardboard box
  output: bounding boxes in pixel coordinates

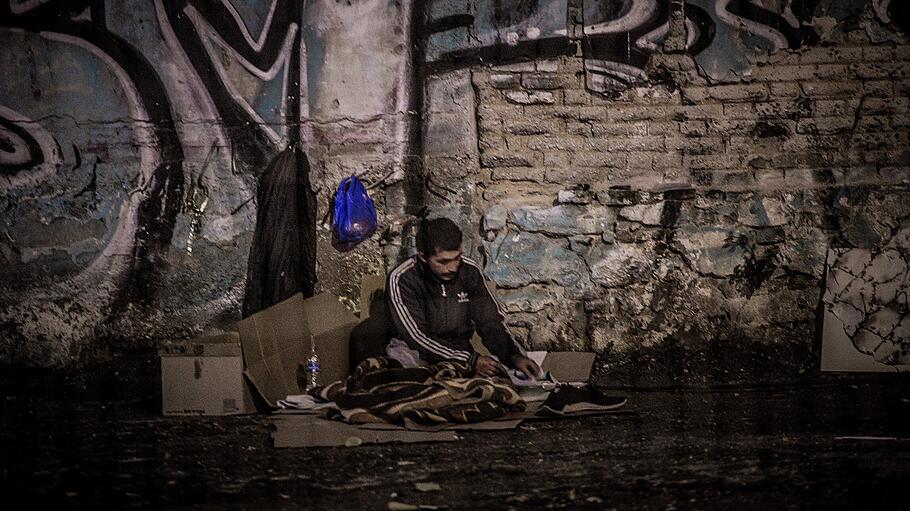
[505,350,596,384]
[160,332,256,415]
[238,293,358,407]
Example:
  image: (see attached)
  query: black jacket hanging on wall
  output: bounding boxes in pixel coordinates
[242,145,317,318]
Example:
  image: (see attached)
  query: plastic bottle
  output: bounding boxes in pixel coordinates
[305,334,320,391]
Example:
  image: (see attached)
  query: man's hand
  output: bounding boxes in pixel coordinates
[512,355,541,379]
[474,355,504,377]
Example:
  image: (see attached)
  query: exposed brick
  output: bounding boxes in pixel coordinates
[544,166,614,184]
[591,122,649,137]
[722,103,755,119]
[606,105,671,121]
[864,150,910,166]
[750,64,804,82]
[812,99,857,117]
[854,115,891,132]
[780,168,816,188]
[714,170,756,189]
[796,117,855,134]
[543,151,569,167]
[851,131,910,152]
[526,135,592,152]
[862,46,897,62]
[546,106,606,122]
[665,136,725,155]
[492,61,536,72]
[679,121,710,137]
[478,116,503,135]
[768,82,802,98]
[892,115,910,128]
[863,80,894,97]
[754,168,788,189]
[726,137,783,155]
[478,134,506,153]
[799,46,863,64]
[800,81,862,97]
[672,104,725,120]
[625,153,653,170]
[491,166,544,182]
[481,182,562,202]
[862,97,910,114]
[782,134,851,153]
[521,73,562,90]
[477,87,507,104]
[851,62,909,80]
[748,50,790,67]
[682,119,788,137]
[708,83,769,102]
[810,64,851,80]
[684,154,745,171]
[570,152,625,168]
[505,91,555,105]
[505,118,563,136]
[771,151,855,169]
[652,153,684,171]
[754,100,811,119]
[566,122,593,137]
[480,153,535,168]
[844,166,882,185]
[879,167,910,184]
[622,86,681,105]
[536,60,559,72]
[489,73,520,89]
[647,121,679,136]
[680,86,710,102]
[592,136,666,152]
[564,89,592,105]
[560,71,586,90]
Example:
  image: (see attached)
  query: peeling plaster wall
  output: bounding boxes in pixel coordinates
[1,1,909,385]
[422,0,910,384]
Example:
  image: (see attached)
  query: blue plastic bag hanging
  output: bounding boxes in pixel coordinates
[331,175,378,251]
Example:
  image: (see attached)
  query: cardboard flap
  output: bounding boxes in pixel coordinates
[271,417,456,448]
[303,293,357,337]
[239,293,309,407]
[542,352,596,382]
[359,274,386,319]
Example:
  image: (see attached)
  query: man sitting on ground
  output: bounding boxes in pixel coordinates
[386,217,541,378]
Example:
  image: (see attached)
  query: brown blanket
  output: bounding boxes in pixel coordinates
[310,357,525,426]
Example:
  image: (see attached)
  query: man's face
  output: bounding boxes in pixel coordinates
[422,248,462,281]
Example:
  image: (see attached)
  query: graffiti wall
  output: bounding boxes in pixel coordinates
[1,0,909,382]
[0,0,410,365]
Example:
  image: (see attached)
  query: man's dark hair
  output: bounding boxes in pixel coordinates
[416,217,462,256]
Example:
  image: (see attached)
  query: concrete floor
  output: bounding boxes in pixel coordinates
[2,380,909,510]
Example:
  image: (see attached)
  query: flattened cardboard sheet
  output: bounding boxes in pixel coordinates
[271,417,456,448]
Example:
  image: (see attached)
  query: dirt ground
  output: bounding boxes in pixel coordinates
[2,377,909,510]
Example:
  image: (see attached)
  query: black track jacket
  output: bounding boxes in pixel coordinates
[386,255,525,369]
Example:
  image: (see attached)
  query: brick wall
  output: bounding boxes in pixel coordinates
[421,13,910,385]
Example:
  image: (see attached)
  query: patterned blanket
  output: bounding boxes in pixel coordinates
[309,357,525,427]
